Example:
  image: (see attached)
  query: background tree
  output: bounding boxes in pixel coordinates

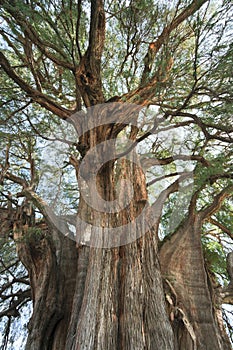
[0,0,233,349]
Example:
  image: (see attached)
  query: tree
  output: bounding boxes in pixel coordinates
[0,0,233,349]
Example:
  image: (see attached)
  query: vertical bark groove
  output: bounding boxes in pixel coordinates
[14,220,78,350]
[159,214,231,350]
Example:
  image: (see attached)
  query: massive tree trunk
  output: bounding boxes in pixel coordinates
[12,146,232,350]
[65,129,174,349]
[66,235,174,350]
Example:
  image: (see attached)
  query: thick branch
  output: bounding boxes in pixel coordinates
[151,173,192,221]
[0,166,28,188]
[0,206,17,237]
[208,218,233,240]
[222,287,233,305]
[0,166,64,233]
[75,0,105,106]
[17,189,57,230]
[88,0,105,66]
[200,185,233,221]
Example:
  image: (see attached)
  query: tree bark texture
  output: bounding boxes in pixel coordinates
[159,214,232,350]
[13,206,78,350]
[12,148,232,350]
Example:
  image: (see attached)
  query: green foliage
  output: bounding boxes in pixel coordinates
[202,235,228,280]
[19,227,44,244]
[0,238,18,270]
[0,237,31,350]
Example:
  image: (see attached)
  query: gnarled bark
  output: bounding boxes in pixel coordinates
[159,213,232,350]
[13,207,78,350]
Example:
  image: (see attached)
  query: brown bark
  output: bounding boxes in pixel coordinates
[7,174,231,350]
[0,206,16,238]
[65,153,174,350]
[2,128,232,350]
[66,235,174,350]
[159,213,232,350]
[75,0,106,107]
[13,206,78,350]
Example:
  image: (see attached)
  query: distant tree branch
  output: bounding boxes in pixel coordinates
[1,2,74,70]
[165,110,233,143]
[0,289,31,318]
[140,0,208,84]
[142,154,209,169]
[26,113,78,147]
[76,0,83,58]
[146,171,191,187]
[0,52,72,120]
[0,278,30,296]
[114,118,195,160]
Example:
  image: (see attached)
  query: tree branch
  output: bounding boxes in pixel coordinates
[0,166,28,188]
[0,52,72,120]
[200,185,233,221]
[208,217,233,240]
[75,0,105,106]
[147,171,191,187]
[0,289,31,318]
[142,154,209,170]
[88,0,106,66]
[2,2,74,70]
[151,173,193,221]
[140,0,208,84]
[76,0,83,58]
[0,278,30,296]
[17,189,57,229]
